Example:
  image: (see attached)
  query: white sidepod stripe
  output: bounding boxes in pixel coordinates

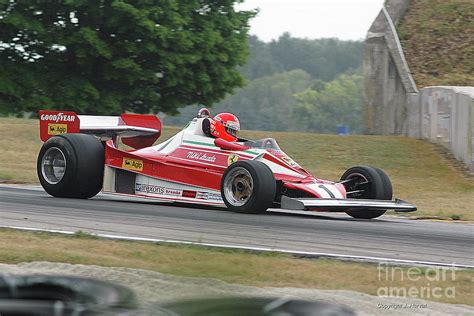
[255,158,305,179]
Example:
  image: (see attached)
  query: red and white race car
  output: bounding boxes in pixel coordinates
[37,109,416,219]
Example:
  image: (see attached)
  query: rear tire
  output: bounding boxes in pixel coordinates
[221,160,276,214]
[341,166,392,219]
[37,134,104,199]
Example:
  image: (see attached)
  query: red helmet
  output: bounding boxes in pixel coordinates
[210,113,240,142]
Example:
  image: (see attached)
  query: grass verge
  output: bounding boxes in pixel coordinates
[0,228,473,306]
[0,117,473,220]
[398,0,474,87]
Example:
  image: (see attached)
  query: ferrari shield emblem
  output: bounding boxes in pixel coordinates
[227,154,239,165]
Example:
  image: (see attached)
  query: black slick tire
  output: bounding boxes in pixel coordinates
[221,160,276,214]
[340,165,392,219]
[37,134,104,199]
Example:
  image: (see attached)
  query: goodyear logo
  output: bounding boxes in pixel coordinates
[122,158,143,171]
[47,123,68,135]
[41,113,76,122]
[227,154,239,166]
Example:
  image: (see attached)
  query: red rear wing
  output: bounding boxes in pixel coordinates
[39,111,80,141]
[39,110,161,149]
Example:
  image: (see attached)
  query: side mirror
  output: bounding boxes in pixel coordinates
[214,138,250,151]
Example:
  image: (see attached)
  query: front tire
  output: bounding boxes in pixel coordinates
[221,160,276,214]
[37,134,104,199]
[341,166,392,219]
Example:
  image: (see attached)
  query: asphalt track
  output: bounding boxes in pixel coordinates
[0,185,473,267]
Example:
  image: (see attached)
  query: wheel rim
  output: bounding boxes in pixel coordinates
[41,147,66,184]
[223,167,253,206]
[344,172,371,198]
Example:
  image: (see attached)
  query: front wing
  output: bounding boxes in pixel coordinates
[281,196,417,212]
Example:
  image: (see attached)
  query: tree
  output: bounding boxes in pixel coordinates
[293,73,364,133]
[269,33,363,81]
[238,35,283,80]
[165,71,364,134]
[164,69,313,131]
[163,33,366,133]
[0,0,255,115]
[238,33,364,83]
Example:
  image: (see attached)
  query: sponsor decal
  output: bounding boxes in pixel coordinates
[165,188,182,197]
[182,190,197,198]
[196,191,223,202]
[227,154,239,166]
[186,151,217,163]
[281,155,299,167]
[207,192,223,201]
[47,123,68,135]
[40,112,76,122]
[122,157,144,171]
[136,183,164,195]
[196,191,209,200]
[135,183,182,197]
[135,183,223,202]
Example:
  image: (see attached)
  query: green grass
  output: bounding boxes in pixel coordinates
[0,117,473,220]
[0,172,13,180]
[1,228,473,306]
[398,0,474,87]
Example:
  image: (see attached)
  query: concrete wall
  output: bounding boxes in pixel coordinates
[415,87,474,171]
[364,0,417,135]
[364,0,474,172]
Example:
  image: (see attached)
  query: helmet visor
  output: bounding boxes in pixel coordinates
[226,127,238,137]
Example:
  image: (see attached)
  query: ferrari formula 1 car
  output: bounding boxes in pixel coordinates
[37,109,416,219]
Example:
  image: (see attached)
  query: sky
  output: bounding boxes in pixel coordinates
[236,0,385,42]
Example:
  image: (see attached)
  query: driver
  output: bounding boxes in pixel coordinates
[210,113,240,142]
[197,108,240,142]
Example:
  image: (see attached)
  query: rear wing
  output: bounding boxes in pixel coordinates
[39,110,161,149]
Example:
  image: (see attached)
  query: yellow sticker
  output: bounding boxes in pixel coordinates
[122,157,143,171]
[227,154,239,166]
[47,123,68,135]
